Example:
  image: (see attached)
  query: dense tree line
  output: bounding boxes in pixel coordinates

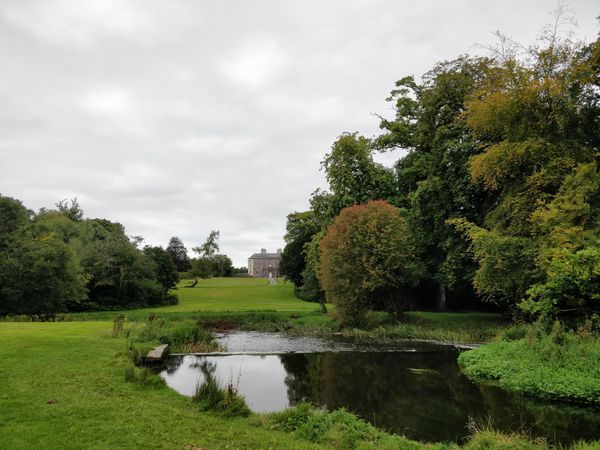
[0,197,242,319]
[0,197,178,319]
[166,234,235,280]
[281,20,600,327]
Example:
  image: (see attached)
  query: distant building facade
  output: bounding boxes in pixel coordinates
[248,248,282,277]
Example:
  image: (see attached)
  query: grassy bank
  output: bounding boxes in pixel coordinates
[459,324,600,406]
[2,321,598,449]
[0,321,325,449]
[56,277,506,345]
[341,311,507,344]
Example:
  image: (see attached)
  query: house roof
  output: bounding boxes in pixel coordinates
[249,252,281,259]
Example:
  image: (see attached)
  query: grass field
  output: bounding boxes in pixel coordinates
[0,321,327,450]
[67,278,323,321]
[3,321,589,450]
[3,278,598,448]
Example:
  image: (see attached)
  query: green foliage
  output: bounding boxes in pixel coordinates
[126,316,222,353]
[459,324,600,405]
[450,219,541,310]
[193,229,220,257]
[193,365,250,417]
[80,224,171,310]
[0,232,87,320]
[166,236,191,272]
[296,230,326,307]
[143,245,180,291]
[189,257,213,281]
[0,195,178,317]
[187,231,234,279]
[375,56,496,311]
[522,245,600,326]
[321,133,399,214]
[211,254,233,277]
[0,195,29,243]
[55,198,84,222]
[453,31,600,319]
[319,201,423,324]
[267,404,424,449]
[280,211,321,287]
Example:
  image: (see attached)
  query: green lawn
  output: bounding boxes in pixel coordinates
[2,279,598,449]
[0,321,325,450]
[65,277,324,322]
[170,277,320,312]
[0,321,570,450]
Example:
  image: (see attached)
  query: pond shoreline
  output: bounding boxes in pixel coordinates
[159,331,600,446]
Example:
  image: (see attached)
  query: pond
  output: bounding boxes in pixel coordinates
[160,331,600,445]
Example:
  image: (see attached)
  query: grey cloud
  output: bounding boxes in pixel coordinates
[0,0,598,266]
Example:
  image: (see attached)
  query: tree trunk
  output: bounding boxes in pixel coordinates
[436,283,447,312]
[319,297,328,314]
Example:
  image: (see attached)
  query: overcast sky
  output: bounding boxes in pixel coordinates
[0,1,597,266]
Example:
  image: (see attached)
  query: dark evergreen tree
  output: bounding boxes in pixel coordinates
[166,236,191,271]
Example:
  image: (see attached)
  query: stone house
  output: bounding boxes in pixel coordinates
[248,248,282,277]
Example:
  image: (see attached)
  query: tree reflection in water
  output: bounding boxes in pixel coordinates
[278,351,600,444]
[160,350,600,445]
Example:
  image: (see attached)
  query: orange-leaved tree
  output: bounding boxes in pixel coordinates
[318,200,423,325]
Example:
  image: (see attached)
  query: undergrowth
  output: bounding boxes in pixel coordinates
[193,370,250,418]
[260,403,600,449]
[112,314,224,355]
[459,321,600,405]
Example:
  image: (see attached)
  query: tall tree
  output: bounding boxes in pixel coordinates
[319,133,398,217]
[455,25,600,321]
[374,56,494,310]
[280,211,320,287]
[189,230,222,286]
[212,254,233,277]
[144,246,180,291]
[166,236,191,272]
[193,230,220,257]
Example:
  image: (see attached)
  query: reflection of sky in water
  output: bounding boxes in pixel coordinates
[159,334,600,445]
[161,354,290,412]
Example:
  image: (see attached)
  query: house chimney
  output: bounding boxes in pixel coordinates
[277,248,282,254]
[261,248,267,254]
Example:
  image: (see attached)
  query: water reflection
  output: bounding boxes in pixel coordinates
[161,349,600,444]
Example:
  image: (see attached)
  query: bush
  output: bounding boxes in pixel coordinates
[319,201,424,325]
[522,246,600,327]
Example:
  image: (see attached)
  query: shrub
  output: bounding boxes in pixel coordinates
[318,201,423,325]
[522,245,600,327]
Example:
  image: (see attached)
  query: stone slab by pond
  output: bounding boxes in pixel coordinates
[146,344,169,362]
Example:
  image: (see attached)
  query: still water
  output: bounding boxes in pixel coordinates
[160,332,600,445]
